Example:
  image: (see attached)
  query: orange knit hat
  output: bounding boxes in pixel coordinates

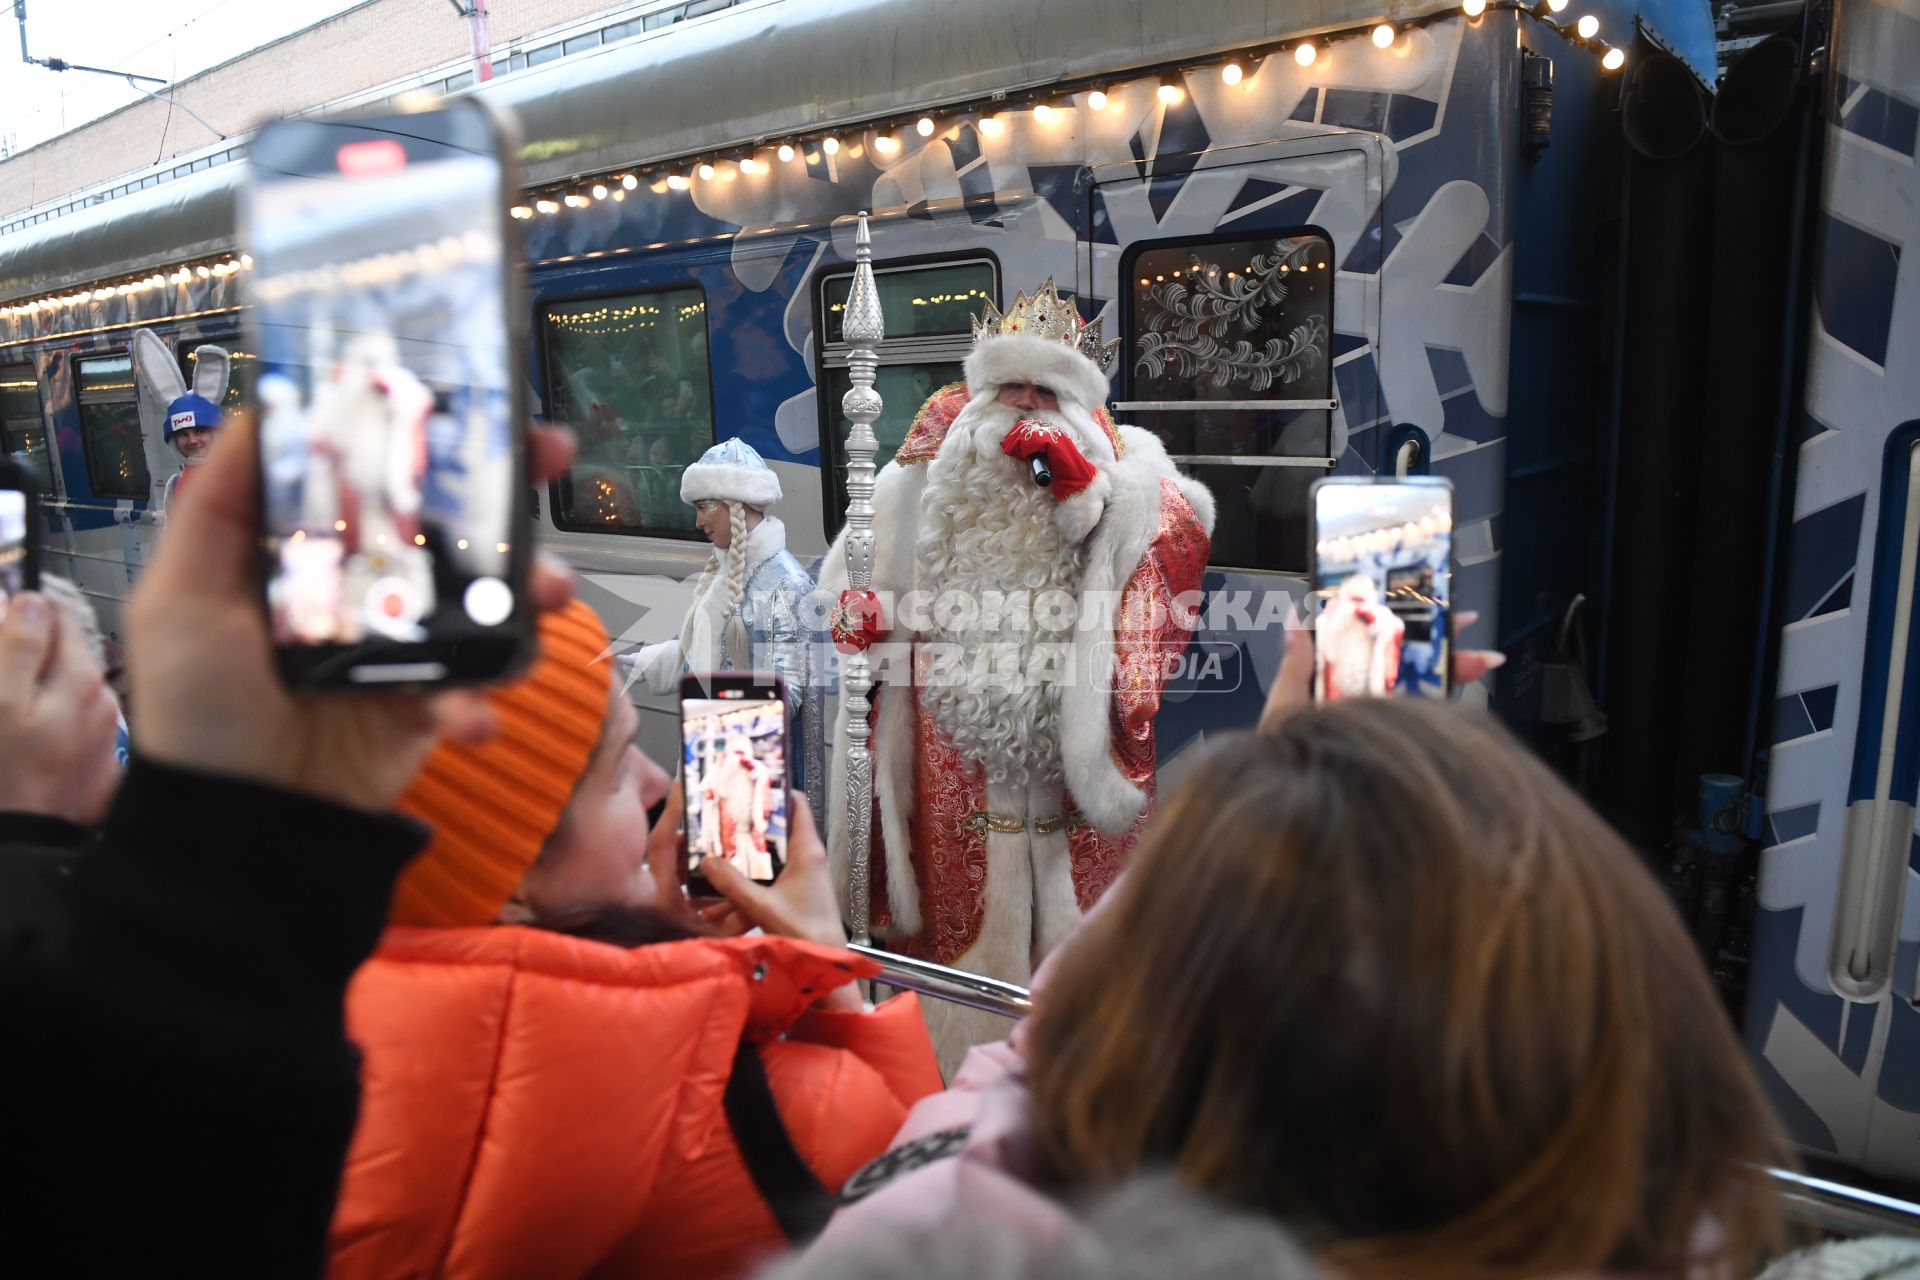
[387,599,615,927]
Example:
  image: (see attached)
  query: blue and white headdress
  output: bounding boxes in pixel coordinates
[681,437,783,508]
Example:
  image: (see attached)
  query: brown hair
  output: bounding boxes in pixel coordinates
[1025,698,1791,1279]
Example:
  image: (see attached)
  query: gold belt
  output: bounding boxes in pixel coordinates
[963,811,1071,836]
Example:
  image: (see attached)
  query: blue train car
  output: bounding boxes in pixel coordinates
[0,0,1682,775]
[1740,0,1920,1184]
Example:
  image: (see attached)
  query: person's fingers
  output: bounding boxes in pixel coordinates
[786,795,824,865]
[1455,649,1506,685]
[529,552,576,613]
[37,607,107,717]
[528,424,575,484]
[700,855,780,930]
[1260,626,1314,735]
[0,593,56,708]
[427,690,500,745]
[142,411,260,604]
[1454,609,1481,632]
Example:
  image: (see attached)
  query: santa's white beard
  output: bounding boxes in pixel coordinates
[916,398,1092,790]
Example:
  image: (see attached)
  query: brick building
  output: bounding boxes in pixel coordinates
[0,0,745,226]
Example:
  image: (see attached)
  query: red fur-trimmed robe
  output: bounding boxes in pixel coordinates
[822,383,1213,982]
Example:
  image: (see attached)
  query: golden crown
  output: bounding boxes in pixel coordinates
[971,278,1121,373]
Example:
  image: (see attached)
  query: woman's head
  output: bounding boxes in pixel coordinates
[388,600,668,928]
[514,677,672,922]
[1025,698,1788,1278]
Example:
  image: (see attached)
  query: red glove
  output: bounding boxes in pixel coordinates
[831,589,886,654]
[1000,419,1098,500]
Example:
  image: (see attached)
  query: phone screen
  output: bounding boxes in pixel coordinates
[681,685,789,887]
[0,486,30,599]
[246,102,525,685]
[1311,479,1453,701]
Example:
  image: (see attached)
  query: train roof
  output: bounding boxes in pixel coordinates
[0,0,1716,303]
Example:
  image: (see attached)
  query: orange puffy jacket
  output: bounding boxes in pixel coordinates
[327,925,942,1279]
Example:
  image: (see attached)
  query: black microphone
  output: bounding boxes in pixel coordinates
[1029,455,1052,488]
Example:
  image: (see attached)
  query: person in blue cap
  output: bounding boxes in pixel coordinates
[619,437,826,815]
[132,329,230,514]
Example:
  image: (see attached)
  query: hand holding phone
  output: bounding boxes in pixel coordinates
[243,98,530,690]
[1309,477,1454,703]
[679,672,791,896]
[0,459,41,602]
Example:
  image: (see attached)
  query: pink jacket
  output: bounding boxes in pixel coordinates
[812,1037,1069,1251]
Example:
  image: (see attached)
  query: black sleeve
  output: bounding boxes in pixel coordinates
[0,810,90,850]
[0,757,426,1278]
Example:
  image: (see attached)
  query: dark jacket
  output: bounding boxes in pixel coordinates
[3,758,426,1276]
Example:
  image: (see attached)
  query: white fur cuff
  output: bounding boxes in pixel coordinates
[1055,469,1111,544]
[681,461,782,507]
[965,333,1112,416]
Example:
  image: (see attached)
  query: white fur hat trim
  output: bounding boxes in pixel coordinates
[681,437,782,507]
[964,332,1112,415]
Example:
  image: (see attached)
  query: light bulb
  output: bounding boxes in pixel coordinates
[621,174,638,190]
[1033,102,1055,122]
[979,115,1005,136]
[1222,61,1243,85]
[1294,41,1317,66]
[916,116,935,136]
[239,254,253,268]
[666,174,689,191]
[1547,0,1569,10]
[1602,46,1625,69]
[1577,13,1599,36]
[777,142,795,162]
[536,198,559,213]
[874,134,900,154]
[1157,80,1182,104]
[1372,23,1395,46]
[1087,88,1108,110]
[1463,0,1486,15]
[698,161,716,179]
[738,156,758,174]
[823,136,841,154]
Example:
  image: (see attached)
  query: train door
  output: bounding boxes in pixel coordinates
[1744,0,1920,1181]
[1080,135,1386,761]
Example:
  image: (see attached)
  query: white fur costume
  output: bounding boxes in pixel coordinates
[821,291,1215,1073]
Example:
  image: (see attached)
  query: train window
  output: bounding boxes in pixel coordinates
[815,256,998,538]
[173,339,257,413]
[525,42,562,67]
[542,285,715,538]
[76,354,150,502]
[1,366,52,493]
[1120,230,1336,573]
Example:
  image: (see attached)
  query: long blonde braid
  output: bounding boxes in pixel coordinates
[721,499,752,669]
[678,500,755,671]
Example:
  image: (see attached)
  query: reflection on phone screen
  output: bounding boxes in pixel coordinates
[682,695,788,883]
[1312,483,1452,700]
[249,107,516,650]
[0,490,27,600]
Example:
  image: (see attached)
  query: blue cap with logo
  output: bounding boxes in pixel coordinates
[164,392,223,442]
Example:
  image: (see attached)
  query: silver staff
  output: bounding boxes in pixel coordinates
[839,212,884,946]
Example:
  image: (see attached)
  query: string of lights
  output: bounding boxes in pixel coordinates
[507,0,1629,220]
[3,0,1625,327]
[1,253,250,322]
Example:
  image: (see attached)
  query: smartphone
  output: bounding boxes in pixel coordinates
[1309,476,1454,701]
[680,672,791,896]
[0,459,39,600]
[243,97,532,689]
